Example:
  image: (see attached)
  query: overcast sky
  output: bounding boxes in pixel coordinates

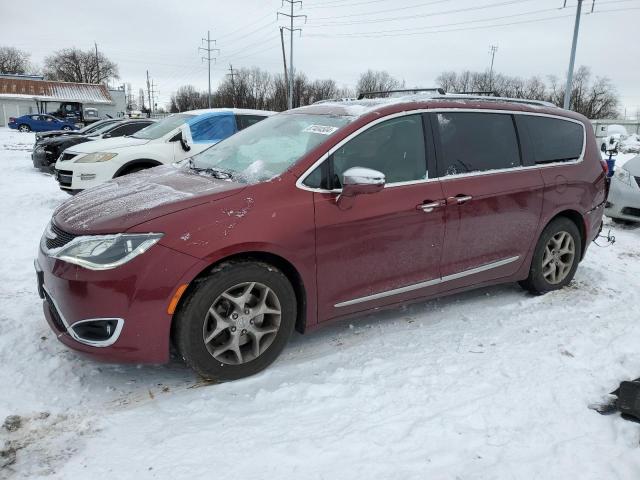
[4,0,639,115]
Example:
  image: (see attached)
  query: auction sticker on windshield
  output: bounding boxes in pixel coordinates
[303,125,339,135]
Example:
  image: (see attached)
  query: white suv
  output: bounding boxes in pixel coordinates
[54,108,274,193]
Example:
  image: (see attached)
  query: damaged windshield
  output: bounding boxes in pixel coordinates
[188,113,352,182]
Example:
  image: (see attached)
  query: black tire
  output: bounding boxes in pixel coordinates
[18,124,31,132]
[173,261,296,382]
[611,218,635,226]
[519,217,582,295]
[62,126,72,131]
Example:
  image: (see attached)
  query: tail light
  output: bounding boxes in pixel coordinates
[8,117,15,123]
[600,159,608,175]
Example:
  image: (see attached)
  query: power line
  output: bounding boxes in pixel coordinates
[308,0,538,25]
[304,0,636,37]
[305,4,640,38]
[311,0,456,19]
[278,0,307,110]
[199,30,220,109]
[304,0,393,8]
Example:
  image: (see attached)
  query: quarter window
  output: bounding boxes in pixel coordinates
[331,114,427,187]
[519,115,583,164]
[236,115,267,130]
[435,112,521,176]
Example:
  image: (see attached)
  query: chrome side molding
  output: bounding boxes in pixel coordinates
[334,256,520,308]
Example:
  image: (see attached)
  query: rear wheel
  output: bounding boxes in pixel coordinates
[62,126,72,131]
[174,261,296,382]
[18,124,30,132]
[519,217,582,295]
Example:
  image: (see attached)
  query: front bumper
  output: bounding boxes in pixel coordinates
[37,241,208,363]
[54,156,118,192]
[605,174,640,222]
[32,146,56,173]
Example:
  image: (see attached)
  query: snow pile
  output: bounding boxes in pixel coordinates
[1,128,640,478]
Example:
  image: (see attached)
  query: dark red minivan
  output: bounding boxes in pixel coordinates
[36,94,607,381]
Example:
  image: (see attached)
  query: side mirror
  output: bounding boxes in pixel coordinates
[177,125,192,152]
[337,167,385,209]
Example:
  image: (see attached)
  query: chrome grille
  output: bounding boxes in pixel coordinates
[44,223,77,250]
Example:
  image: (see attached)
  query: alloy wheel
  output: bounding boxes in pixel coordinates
[542,231,576,284]
[203,282,282,365]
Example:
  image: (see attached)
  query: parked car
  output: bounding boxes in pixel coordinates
[53,108,274,193]
[605,154,640,223]
[33,119,156,173]
[8,114,77,133]
[34,118,121,143]
[36,94,607,381]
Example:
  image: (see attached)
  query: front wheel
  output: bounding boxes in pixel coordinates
[18,124,31,132]
[519,217,582,295]
[173,261,296,382]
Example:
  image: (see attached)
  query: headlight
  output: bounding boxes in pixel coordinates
[51,233,163,270]
[616,167,632,186]
[75,152,118,163]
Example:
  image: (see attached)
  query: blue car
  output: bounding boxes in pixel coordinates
[8,114,78,133]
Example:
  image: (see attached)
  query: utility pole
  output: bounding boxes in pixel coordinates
[562,0,595,109]
[278,1,306,110]
[94,42,100,84]
[199,30,220,109]
[150,80,158,114]
[488,45,498,91]
[279,27,289,107]
[146,70,152,117]
[226,64,236,107]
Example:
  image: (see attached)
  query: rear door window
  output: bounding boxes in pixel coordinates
[191,115,236,142]
[518,115,584,164]
[434,112,521,177]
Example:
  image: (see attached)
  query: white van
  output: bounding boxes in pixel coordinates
[54,108,274,193]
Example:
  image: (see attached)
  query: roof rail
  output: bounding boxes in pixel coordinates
[442,94,557,108]
[458,91,499,97]
[357,88,446,100]
[312,97,357,105]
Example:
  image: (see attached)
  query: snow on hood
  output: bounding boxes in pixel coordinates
[621,155,640,176]
[53,165,245,233]
[65,136,150,154]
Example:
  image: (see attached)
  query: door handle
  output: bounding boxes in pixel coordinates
[448,195,473,205]
[417,200,445,213]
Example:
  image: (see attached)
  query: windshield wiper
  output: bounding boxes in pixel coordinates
[187,159,234,180]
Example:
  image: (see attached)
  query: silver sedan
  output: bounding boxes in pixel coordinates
[606,155,640,223]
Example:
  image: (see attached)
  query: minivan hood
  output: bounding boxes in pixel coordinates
[66,136,150,154]
[53,165,246,234]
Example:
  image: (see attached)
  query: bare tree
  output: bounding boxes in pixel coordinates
[307,79,338,103]
[170,85,205,112]
[437,66,619,119]
[356,70,402,95]
[0,46,33,74]
[43,47,119,84]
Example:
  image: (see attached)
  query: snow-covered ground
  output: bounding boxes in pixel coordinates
[1,127,640,479]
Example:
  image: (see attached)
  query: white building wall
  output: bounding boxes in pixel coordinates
[0,100,38,127]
